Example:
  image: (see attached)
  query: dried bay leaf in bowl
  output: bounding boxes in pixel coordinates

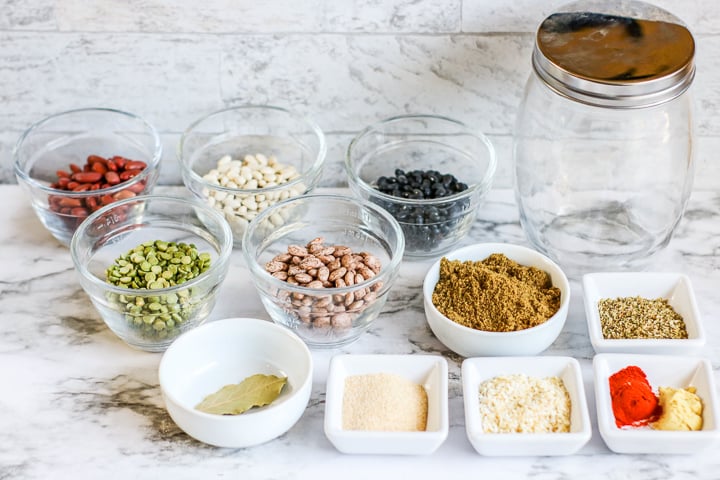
[196,374,287,415]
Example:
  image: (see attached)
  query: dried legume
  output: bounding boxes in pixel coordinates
[264,237,383,332]
[598,296,688,339]
[373,169,470,251]
[105,240,212,338]
[202,153,305,233]
[49,154,149,227]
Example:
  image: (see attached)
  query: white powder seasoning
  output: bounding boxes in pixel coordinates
[342,373,428,431]
[478,374,571,433]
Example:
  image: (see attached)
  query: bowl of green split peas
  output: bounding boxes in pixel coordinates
[70,195,233,352]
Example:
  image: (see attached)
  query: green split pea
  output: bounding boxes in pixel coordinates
[105,240,212,338]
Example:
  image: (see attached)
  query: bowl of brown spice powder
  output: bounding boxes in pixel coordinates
[422,243,570,357]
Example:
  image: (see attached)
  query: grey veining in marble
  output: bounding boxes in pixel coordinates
[1,185,719,479]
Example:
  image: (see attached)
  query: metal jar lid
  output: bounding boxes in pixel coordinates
[533,0,695,108]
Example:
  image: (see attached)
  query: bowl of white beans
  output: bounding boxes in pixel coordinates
[179,105,327,247]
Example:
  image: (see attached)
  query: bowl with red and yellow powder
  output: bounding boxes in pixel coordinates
[593,353,720,454]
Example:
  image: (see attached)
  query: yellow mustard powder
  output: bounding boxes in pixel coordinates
[652,386,703,431]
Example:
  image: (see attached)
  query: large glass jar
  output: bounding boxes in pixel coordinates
[513,0,695,272]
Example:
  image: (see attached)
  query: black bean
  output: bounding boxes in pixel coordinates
[371,168,471,251]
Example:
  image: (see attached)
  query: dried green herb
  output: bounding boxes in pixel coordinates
[195,374,287,415]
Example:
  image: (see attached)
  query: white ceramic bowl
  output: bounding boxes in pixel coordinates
[583,272,705,354]
[593,353,720,454]
[324,354,449,455]
[423,243,570,357]
[158,317,313,448]
[462,356,591,456]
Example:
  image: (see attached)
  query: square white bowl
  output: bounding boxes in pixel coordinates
[593,353,720,454]
[324,354,449,455]
[582,272,705,354]
[462,356,591,456]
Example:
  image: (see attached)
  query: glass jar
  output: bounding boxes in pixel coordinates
[513,0,695,272]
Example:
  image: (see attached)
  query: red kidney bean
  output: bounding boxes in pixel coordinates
[71,171,103,183]
[119,170,137,181]
[48,153,150,224]
[111,156,126,169]
[113,190,136,201]
[104,171,120,185]
[106,158,119,171]
[58,197,82,208]
[91,161,108,174]
[124,160,147,170]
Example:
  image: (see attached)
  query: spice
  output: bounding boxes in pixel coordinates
[195,374,287,415]
[342,373,428,431]
[653,386,703,431]
[478,374,571,433]
[372,168,470,252]
[431,254,561,332]
[105,240,212,338]
[598,296,688,339]
[608,366,659,428]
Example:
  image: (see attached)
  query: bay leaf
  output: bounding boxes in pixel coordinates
[195,374,287,415]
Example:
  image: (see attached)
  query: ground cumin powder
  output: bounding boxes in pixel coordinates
[431,254,561,332]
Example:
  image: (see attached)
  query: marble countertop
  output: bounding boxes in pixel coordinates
[1,185,719,479]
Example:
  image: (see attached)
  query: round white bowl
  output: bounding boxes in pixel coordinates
[158,317,313,448]
[423,243,570,357]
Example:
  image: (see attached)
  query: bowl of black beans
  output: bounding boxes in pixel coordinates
[345,114,496,257]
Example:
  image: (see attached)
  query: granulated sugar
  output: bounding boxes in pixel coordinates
[342,373,428,431]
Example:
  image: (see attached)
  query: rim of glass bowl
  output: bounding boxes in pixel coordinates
[345,113,497,207]
[12,107,163,197]
[178,105,328,197]
[241,193,405,296]
[70,194,234,296]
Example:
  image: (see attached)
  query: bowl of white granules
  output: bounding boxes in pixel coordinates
[323,354,449,455]
[461,355,591,456]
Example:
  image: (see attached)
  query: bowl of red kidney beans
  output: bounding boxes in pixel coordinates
[13,108,162,246]
[345,114,496,258]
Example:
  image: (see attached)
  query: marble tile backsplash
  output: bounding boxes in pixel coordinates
[1,0,718,189]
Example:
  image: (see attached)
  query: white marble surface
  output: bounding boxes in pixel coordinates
[1,185,719,479]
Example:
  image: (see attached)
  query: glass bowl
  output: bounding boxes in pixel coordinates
[242,194,405,348]
[70,195,233,352]
[13,108,162,247]
[345,114,496,258]
[179,105,327,247]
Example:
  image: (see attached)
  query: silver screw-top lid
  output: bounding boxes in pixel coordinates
[533,0,695,108]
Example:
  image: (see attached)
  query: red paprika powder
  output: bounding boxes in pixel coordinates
[608,365,660,428]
